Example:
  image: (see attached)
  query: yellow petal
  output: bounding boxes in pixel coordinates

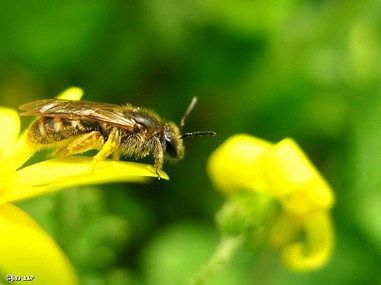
[0,133,37,180]
[1,157,168,203]
[208,134,272,194]
[0,107,20,154]
[259,138,334,215]
[280,211,334,271]
[0,203,78,285]
[268,211,301,248]
[56,87,84,100]
[0,107,35,180]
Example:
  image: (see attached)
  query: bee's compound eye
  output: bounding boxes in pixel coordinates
[165,138,178,158]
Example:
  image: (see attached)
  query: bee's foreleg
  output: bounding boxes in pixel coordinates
[52,131,104,157]
[153,137,164,179]
[93,127,121,166]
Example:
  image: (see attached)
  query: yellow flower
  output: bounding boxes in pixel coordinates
[0,87,168,284]
[207,134,335,271]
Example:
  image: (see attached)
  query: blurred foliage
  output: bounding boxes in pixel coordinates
[1,0,381,284]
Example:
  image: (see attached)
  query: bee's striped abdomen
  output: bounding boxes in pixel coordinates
[27,117,102,145]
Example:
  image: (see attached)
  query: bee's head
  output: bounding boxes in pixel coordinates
[162,97,216,161]
[162,122,184,161]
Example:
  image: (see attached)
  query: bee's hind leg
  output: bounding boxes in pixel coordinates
[92,127,121,166]
[112,149,120,160]
[51,131,104,157]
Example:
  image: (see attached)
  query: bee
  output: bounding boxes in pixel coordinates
[19,97,216,178]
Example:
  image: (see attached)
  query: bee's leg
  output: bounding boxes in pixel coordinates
[52,131,104,157]
[93,127,121,165]
[112,150,120,160]
[153,137,164,179]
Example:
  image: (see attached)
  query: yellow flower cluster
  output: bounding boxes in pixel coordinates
[208,134,335,271]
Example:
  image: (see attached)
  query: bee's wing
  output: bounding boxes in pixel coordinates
[20,99,136,130]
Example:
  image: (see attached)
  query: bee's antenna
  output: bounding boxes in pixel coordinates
[179,97,216,139]
[180,97,198,130]
[181,131,216,139]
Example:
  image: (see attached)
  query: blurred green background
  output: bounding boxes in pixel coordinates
[1,1,381,284]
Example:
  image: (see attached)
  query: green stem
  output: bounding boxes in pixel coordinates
[188,234,244,285]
